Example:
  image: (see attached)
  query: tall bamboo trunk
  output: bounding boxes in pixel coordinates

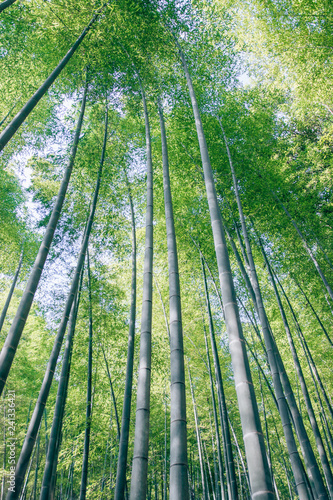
[261,245,333,496]
[233,221,250,273]
[208,406,220,500]
[32,431,40,500]
[257,369,280,500]
[273,341,328,498]
[101,422,111,496]
[164,395,168,500]
[157,99,188,499]
[20,443,36,500]
[44,410,48,457]
[223,224,257,313]
[65,438,78,500]
[102,346,120,441]
[0,5,107,152]
[273,193,333,303]
[188,365,209,500]
[202,316,225,500]
[324,294,333,315]
[40,264,84,500]
[267,398,296,498]
[306,347,333,447]
[228,418,251,496]
[114,176,137,500]
[220,119,327,499]
[292,278,333,348]
[0,0,16,13]
[310,232,333,273]
[20,425,41,500]
[50,253,87,500]
[0,80,88,396]
[200,257,238,499]
[230,225,328,498]
[319,412,333,467]
[174,36,274,500]
[79,251,94,500]
[0,248,23,333]
[7,105,108,500]
[203,440,216,500]
[129,77,153,500]
[0,100,21,130]
[277,276,333,424]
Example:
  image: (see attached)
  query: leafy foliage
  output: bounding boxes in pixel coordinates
[0,0,332,497]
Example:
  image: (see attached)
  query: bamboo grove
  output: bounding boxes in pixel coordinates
[0,0,332,498]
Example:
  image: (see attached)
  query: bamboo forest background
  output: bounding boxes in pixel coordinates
[0,0,332,498]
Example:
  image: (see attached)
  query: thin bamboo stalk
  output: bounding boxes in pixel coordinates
[79,251,94,500]
[129,72,153,500]
[158,99,188,499]
[0,6,106,152]
[0,248,23,333]
[188,364,209,500]
[0,0,17,13]
[114,172,137,500]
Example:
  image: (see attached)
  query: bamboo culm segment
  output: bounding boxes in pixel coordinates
[201,310,225,500]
